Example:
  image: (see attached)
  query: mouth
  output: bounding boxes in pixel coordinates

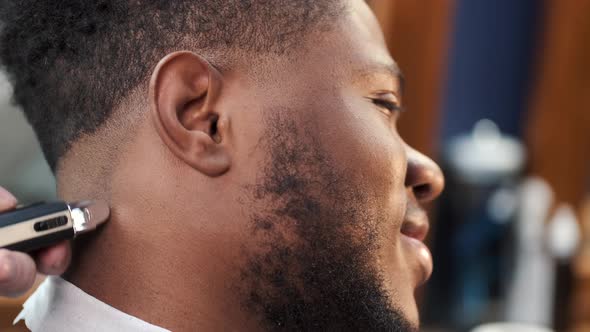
[400,215,433,286]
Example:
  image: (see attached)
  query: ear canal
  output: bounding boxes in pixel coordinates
[209,114,221,143]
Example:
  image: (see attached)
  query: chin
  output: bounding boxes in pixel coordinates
[407,302,421,329]
[384,279,422,329]
[394,297,420,329]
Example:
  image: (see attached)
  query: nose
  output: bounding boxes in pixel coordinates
[404,145,444,203]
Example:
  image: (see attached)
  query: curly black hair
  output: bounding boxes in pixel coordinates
[0,0,342,171]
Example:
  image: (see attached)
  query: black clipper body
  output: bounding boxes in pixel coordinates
[0,201,109,252]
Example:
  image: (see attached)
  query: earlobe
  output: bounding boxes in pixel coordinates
[149,51,231,176]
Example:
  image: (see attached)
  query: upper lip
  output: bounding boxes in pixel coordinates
[400,211,430,242]
[400,209,433,285]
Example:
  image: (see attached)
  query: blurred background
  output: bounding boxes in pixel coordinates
[1,0,589,331]
[370,0,590,331]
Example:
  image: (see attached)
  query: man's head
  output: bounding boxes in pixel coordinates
[0,0,342,171]
[1,0,443,330]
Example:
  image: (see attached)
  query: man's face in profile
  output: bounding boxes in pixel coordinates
[10,0,444,330]
[214,1,443,330]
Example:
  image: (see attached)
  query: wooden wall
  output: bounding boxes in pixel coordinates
[525,0,590,330]
[370,0,455,157]
[526,0,590,206]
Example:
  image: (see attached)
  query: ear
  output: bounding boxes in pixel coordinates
[149,51,231,176]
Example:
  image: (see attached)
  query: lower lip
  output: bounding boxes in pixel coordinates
[402,235,433,286]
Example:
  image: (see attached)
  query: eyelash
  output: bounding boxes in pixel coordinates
[371,98,403,113]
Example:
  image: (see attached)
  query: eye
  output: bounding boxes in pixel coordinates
[371,98,403,113]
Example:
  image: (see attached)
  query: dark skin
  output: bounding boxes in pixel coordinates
[0,1,443,330]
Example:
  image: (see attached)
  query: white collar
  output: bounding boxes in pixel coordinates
[14,276,170,332]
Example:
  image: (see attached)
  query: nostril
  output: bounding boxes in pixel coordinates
[413,183,431,200]
[404,146,445,202]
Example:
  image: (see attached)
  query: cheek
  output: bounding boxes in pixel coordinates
[313,95,409,251]
[313,96,407,203]
[313,95,415,290]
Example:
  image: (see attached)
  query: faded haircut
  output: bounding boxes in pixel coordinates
[0,0,342,171]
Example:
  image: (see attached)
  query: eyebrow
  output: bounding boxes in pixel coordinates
[376,62,405,93]
[355,62,405,95]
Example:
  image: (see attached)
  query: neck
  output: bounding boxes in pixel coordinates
[63,209,259,331]
[56,119,261,331]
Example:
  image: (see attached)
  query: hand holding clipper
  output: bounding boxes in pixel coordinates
[0,200,109,252]
[0,186,108,297]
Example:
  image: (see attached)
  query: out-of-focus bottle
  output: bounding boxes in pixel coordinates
[570,197,590,332]
[425,119,525,330]
[471,322,554,332]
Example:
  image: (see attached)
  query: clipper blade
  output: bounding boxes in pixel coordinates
[70,200,110,236]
